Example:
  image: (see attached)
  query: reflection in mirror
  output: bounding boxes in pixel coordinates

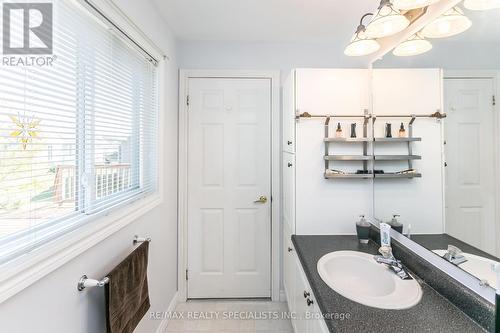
[373,5,500,289]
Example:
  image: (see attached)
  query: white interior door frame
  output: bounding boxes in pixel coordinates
[178,69,281,301]
[444,70,500,257]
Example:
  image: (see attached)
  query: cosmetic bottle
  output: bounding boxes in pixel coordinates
[335,123,343,138]
[350,123,357,138]
[399,123,406,138]
[380,223,391,248]
[385,123,392,138]
[356,215,371,244]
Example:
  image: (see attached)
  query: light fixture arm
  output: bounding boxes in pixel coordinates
[357,13,374,32]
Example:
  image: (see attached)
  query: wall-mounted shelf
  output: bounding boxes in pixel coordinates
[324,155,373,161]
[322,112,425,180]
[374,137,421,142]
[375,173,422,179]
[324,137,372,143]
[374,155,421,161]
[324,172,373,179]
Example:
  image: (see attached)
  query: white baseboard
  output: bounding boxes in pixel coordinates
[155,291,180,333]
[279,289,287,302]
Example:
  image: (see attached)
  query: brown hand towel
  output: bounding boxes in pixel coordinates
[105,241,150,333]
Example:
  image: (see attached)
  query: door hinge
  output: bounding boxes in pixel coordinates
[186,95,190,106]
[493,95,496,106]
[185,269,189,281]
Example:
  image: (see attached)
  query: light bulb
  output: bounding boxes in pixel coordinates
[464,0,500,10]
[344,29,381,56]
[365,1,410,38]
[393,34,432,56]
[421,7,472,38]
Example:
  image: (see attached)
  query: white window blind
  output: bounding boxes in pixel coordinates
[0,0,158,264]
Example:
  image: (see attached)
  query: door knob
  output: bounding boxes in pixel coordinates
[254,196,268,204]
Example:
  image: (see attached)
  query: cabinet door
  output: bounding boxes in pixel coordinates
[293,258,309,333]
[283,71,296,153]
[283,222,294,300]
[283,152,295,233]
[306,301,329,333]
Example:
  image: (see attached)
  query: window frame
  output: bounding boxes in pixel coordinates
[0,0,166,303]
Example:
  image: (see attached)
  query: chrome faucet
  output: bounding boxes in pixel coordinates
[442,245,467,265]
[374,246,412,280]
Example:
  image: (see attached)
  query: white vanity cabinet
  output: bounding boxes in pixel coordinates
[283,152,295,233]
[283,237,329,333]
[283,70,296,153]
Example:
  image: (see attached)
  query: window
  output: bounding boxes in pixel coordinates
[0,1,158,264]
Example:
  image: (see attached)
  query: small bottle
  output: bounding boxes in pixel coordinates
[380,223,391,248]
[356,215,371,244]
[388,214,403,234]
[350,123,357,138]
[335,123,343,138]
[399,123,406,138]
[385,123,392,138]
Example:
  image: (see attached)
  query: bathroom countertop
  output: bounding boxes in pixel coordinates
[292,235,488,333]
[411,233,500,262]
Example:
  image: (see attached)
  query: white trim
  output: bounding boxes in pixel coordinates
[178,69,281,301]
[0,195,162,304]
[155,291,180,333]
[76,0,167,61]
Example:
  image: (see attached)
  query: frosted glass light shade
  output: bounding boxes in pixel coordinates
[464,0,500,10]
[421,7,472,38]
[392,0,440,10]
[393,34,432,56]
[365,3,410,38]
[344,30,381,56]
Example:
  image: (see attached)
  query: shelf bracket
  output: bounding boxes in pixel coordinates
[324,116,331,173]
[407,115,416,169]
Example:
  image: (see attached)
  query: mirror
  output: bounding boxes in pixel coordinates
[372,5,500,289]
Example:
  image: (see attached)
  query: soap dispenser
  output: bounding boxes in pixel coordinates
[356,215,371,244]
[388,214,404,234]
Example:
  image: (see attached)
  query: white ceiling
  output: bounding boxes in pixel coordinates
[152,0,500,44]
[152,0,377,43]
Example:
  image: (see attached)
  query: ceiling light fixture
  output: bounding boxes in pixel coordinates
[392,0,440,10]
[421,7,472,38]
[393,33,432,56]
[365,0,411,38]
[344,13,381,57]
[463,0,500,10]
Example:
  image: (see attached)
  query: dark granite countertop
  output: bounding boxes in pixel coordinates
[411,233,500,262]
[292,235,487,333]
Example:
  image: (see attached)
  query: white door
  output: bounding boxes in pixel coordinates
[187,78,272,298]
[444,78,497,255]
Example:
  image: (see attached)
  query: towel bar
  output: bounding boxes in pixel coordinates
[133,235,151,245]
[78,275,109,291]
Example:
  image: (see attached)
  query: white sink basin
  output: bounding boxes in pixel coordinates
[433,250,499,289]
[317,251,422,310]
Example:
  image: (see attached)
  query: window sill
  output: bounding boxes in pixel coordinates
[0,193,162,304]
